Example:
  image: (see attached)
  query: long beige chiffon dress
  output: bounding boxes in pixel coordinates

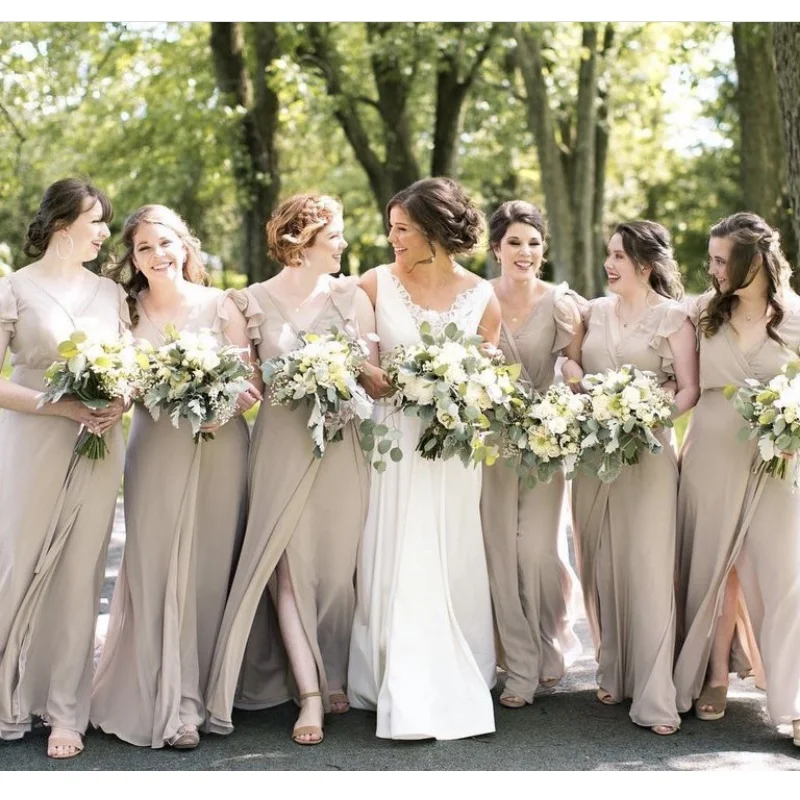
[480,283,583,703]
[674,292,800,728]
[90,287,249,748]
[0,269,126,740]
[204,277,370,734]
[571,295,687,730]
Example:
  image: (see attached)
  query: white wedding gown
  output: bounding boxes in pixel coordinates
[348,264,496,740]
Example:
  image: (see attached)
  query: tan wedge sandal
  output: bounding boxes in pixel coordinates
[695,684,727,721]
[292,691,324,746]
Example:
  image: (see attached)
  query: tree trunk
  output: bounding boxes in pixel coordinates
[431,23,499,177]
[733,24,787,233]
[209,22,281,283]
[593,24,614,293]
[773,23,800,273]
[572,23,599,297]
[366,23,420,193]
[514,25,575,284]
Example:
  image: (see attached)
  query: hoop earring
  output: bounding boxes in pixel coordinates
[56,233,74,260]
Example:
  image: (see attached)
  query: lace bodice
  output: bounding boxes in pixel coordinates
[375,265,494,352]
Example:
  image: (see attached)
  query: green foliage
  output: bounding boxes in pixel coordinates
[0,21,750,291]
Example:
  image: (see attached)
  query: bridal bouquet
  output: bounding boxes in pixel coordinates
[382,321,523,466]
[138,324,252,441]
[261,327,387,459]
[725,360,800,487]
[39,329,143,459]
[578,365,674,482]
[503,383,589,487]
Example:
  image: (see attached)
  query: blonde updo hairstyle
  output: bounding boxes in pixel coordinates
[105,204,209,326]
[266,194,343,267]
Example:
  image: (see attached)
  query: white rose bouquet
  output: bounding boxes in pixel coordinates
[725,360,800,487]
[138,323,253,442]
[39,329,144,459]
[261,326,386,459]
[578,365,674,483]
[382,321,523,466]
[504,383,589,487]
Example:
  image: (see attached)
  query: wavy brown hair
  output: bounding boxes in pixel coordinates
[387,177,484,265]
[266,194,342,267]
[613,220,684,300]
[699,212,793,343]
[104,204,209,326]
[24,177,112,259]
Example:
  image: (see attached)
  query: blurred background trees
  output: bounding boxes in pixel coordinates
[1,21,798,295]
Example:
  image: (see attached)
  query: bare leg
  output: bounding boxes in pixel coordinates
[698,568,740,713]
[276,556,323,744]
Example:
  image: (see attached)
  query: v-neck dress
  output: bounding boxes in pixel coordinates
[479,283,583,702]
[571,295,687,729]
[203,277,369,733]
[674,292,800,728]
[0,268,126,740]
[90,287,249,747]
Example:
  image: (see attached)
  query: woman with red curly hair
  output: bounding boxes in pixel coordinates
[204,194,378,746]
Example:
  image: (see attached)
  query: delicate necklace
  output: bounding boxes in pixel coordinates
[616,293,652,328]
[741,303,768,323]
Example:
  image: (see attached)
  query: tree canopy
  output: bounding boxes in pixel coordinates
[1,22,797,295]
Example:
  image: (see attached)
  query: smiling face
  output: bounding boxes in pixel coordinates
[707,236,733,294]
[59,198,110,263]
[495,221,544,281]
[302,213,347,275]
[604,232,650,296]
[131,222,187,285]
[387,205,434,269]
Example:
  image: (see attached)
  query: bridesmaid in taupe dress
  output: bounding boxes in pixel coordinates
[0,179,125,759]
[571,221,699,735]
[91,205,257,749]
[204,195,375,746]
[674,213,800,748]
[480,201,584,708]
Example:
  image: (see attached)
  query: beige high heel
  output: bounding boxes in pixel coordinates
[292,691,324,746]
[792,719,799,747]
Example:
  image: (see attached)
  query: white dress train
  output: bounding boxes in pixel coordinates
[347,265,496,740]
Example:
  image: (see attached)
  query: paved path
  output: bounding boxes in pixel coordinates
[3,501,799,771]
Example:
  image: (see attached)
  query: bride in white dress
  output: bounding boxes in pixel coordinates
[348,178,501,740]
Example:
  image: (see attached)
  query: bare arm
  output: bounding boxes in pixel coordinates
[222,295,263,412]
[0,329,122,432]
[352,286,379,368]
[561,315,585,392]
[477,291,502,347]
[356,270,393,399]
[668,318,700,417]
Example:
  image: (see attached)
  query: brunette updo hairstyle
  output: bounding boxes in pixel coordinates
[387,177,484,265]
[613,220,684,300]
[488,200,548,272]
[700,212,792,344]
[24,177,113,258]
[266,194,342,267]
[105,204,209,326]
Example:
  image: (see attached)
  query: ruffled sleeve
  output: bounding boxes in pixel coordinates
[649,302,690,378]
[552,283,587,354]
[226,287,265,346]
[0,276,19,336]
[116,283,132,334]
